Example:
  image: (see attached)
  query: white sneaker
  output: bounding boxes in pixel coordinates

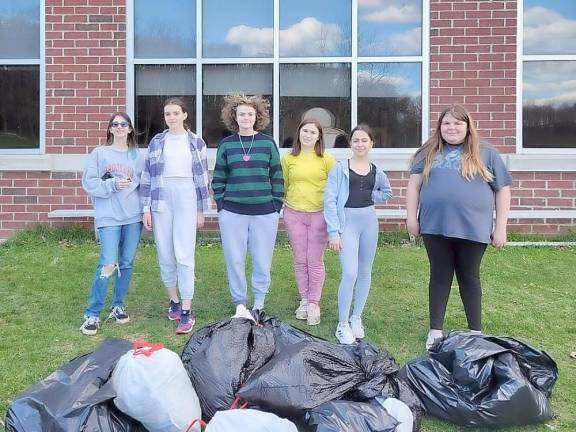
[295,299,308,320]
[425,329,444,350]
[349,316,365,339]
[233,304,255,322]
[80,316,100,336]
[335,322,355,344]
[306,303,321,326]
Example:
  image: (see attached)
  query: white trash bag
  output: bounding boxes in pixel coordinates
[112,340,202,432]
[205,409,298,432]
[376,397,414,432]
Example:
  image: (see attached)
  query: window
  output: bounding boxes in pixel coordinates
[135,65,196,146]
[203,64,272,147]
[521,0,576,149]
[130,0,426,150]
[0,1,41,150]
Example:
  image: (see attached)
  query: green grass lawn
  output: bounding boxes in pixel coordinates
[1,228,575,431]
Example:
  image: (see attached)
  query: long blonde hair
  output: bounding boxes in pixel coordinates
[412,105,493,182]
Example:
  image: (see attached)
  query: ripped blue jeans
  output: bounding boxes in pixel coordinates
[84,222,142,317]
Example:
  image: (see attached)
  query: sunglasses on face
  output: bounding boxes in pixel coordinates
[111,121,129,128]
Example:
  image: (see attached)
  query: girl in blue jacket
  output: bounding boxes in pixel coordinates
[324,124,392,344]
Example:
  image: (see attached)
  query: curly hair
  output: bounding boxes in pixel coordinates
[221,93,271,132]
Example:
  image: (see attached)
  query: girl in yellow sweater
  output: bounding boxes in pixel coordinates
[281,119,336,325]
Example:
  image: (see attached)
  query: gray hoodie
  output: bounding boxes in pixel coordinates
[82,146,144,228]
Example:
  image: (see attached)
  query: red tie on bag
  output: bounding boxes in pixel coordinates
[132,339,164,357]
[184,418,207,432]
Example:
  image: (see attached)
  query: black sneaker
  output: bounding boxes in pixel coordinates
[80,316,100,335]
[107,305,130,324]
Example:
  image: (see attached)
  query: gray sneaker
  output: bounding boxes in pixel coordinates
[80,316,100,335]
[107,305,130,324]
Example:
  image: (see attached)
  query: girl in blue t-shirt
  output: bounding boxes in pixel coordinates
[406,104,512,350]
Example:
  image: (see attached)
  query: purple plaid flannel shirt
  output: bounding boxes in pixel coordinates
[140,130,211,213]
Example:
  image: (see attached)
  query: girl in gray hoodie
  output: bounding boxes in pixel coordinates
[80,112,144,335]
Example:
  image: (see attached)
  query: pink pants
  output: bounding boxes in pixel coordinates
[283,207,328,304]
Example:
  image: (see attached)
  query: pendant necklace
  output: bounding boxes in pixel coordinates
[238,132,255,162]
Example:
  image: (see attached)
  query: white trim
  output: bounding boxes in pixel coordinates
[273,0,280,143]
[524,54,576,61]
[46,208,576,221]
[351,0,358,127]
[5,152,575,172]
[0,59,41,65]
[133,58,198,65]
[196,0,203,139]
[0,0,44,155]
[355,56,423,63]
[516,0,523,154]
[39,0,46,154]
[421,0,430,143]
[126,0,135,121]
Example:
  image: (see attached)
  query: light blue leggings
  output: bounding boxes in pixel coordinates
[338,206,379,323]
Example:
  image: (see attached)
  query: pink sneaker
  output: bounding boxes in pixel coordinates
[168,300,181,321]
[176,310,196,334]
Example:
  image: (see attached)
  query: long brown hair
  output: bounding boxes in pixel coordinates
[106,112,137,149]
[291,118,325,157]
[411,105,493,182]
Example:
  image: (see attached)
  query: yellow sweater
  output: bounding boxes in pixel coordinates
[281,150,336,212]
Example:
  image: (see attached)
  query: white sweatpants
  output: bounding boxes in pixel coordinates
[152,178,197,300]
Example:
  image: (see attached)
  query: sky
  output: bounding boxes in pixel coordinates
[134,0,422,58]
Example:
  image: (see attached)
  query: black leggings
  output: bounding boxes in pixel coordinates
[422,234,487,331]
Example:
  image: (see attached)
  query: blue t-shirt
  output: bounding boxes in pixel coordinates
[410,144,512,244]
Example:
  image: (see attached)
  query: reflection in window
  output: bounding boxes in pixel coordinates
[203,0,273,58]
[280,0,351,57]
[0,66,39,149]
[523,0,576,55]
[203,64,273,147]
[134,0,196,58]
[359,0,422,56]
[0,0,40,59]
[357,63,421,148]
[523,61,576,148]
[280,64,350,148]
[135,65,196,146]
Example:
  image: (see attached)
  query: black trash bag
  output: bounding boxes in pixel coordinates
[238,339,365,417]
[262,317,424,429]
[306,399,398,432]
[400,332,558,428]
[180,318,275,420]
[5,338,144,432]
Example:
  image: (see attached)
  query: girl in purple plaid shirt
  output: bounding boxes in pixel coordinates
[140,97,211,334]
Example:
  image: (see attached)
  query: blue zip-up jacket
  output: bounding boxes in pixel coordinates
[324,160,393,241]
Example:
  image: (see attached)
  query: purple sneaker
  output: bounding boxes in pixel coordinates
[168,300,181,321]
[176,310,196,334]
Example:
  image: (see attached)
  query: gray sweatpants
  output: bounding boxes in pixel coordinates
[218,209,279,307]
[337,206,379,322]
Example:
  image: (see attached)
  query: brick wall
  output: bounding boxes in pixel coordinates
[45,0,126,154]
[0,0,574,239]
[430,0,517,152]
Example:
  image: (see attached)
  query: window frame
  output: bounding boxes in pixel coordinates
[516,0,576,154]
[0,0,45,155]
[127,0,429,155]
